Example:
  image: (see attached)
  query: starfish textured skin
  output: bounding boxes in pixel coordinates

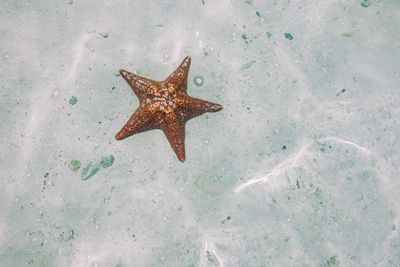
[115,56,223,162]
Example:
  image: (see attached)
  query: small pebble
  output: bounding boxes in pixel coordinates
[242,34,248,44]
[99,32,109,38]
[162,52,170,62]
[284,33,293,40]
[69,159,81,171]
[336,88,346,96]
[360,0,371,7]
[2,52,10,63]
[193,75,204,86]
[69,96,78,105]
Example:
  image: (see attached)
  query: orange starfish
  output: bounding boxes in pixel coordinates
[115,56,223,162]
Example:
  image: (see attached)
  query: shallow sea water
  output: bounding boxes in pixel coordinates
[1,0,400,266]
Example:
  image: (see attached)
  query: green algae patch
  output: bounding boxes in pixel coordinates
[59,229,75,242]
[69,96,78,105]
[81,162,101,180]
[341,32,354,37]
[69,159,81,171]
[194,176,217,195]
[326,256,338,266]
[99,154,114,168]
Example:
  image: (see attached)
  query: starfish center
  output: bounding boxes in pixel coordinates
[152,84,177,113]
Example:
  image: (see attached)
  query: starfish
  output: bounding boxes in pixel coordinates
[115,56,223,162]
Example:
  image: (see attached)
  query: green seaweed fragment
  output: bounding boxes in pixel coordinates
[99,154,115,168]
[206,251,217,263]
[81,154,114,180]
[81,162,101,180]
[241,60,256,70]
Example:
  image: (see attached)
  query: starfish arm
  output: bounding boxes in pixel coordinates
[115,105,158,140]
[164,56,191,93]
[175,96,223,122]
[176,95,223,118]
[119,69,159,100]
[160,113,186,162]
